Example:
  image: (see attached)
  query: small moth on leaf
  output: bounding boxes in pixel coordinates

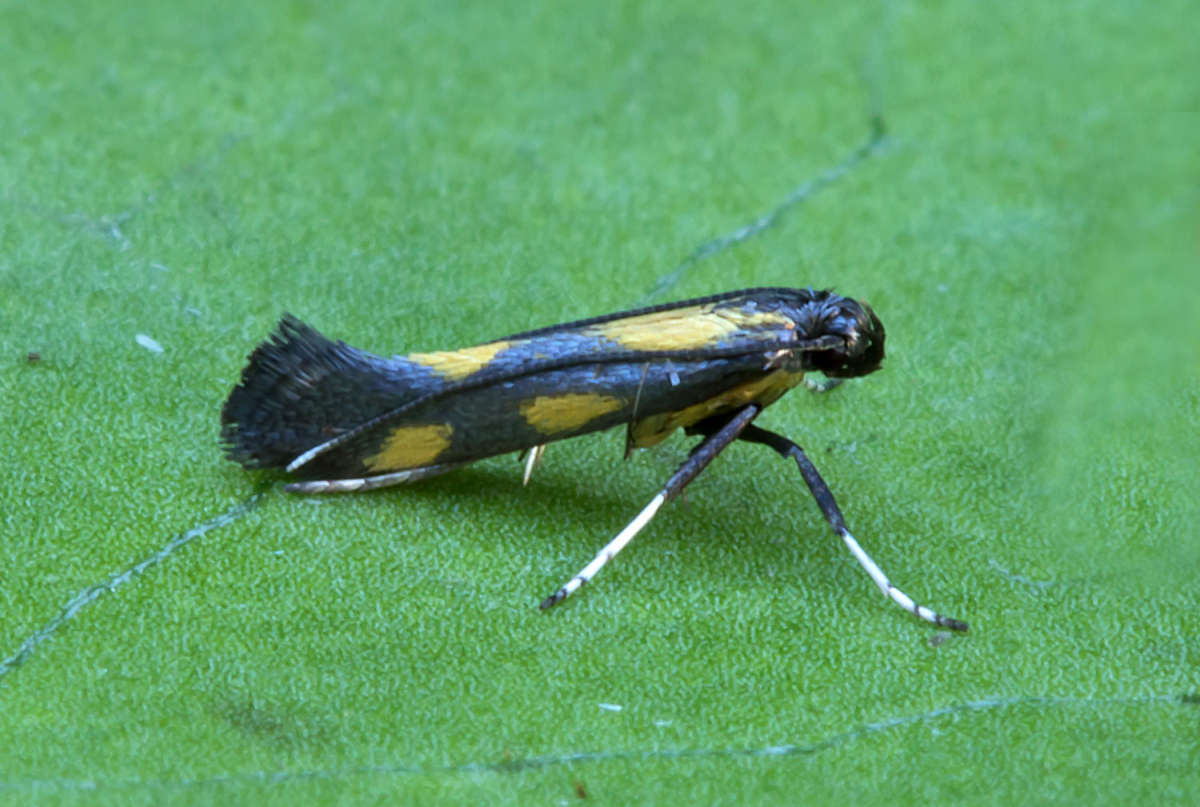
[221,287,967,631]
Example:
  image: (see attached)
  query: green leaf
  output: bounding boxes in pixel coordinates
[3,0,1196,804]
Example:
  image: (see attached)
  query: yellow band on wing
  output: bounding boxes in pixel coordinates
[407,341,513,381]
[365,423,455,471]
[520,393,624,435]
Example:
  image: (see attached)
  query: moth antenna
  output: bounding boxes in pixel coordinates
[838,527,969,631]
[737,423,968,631]
[540,491,667,609]
[542,406,759,609]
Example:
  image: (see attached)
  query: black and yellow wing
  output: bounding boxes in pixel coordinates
[220,287,972,631]
[220,287,884,482]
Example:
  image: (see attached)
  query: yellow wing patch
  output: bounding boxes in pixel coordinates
[584,304,793,351]
[628,369,806,449]
[520,393,624,436]
[365,423,454,471]
[407,340,513,381]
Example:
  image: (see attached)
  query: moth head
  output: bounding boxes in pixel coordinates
[796,291,886,378]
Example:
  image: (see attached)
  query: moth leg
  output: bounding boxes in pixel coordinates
[519,444,548,486]
[802,375,844,393]
[285,461,469,494]
[738,424,969,632]
[540,404,761,610]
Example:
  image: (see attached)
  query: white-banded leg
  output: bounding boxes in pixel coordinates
[738,424,968,631]
[540,405,761,610]
[285,461,469,494]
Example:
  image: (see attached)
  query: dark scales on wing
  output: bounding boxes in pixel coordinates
[220,316,445,469]
[220,288,884,479]
[219,289,974,631]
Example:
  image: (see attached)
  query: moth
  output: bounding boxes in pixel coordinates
[221,287,968,631]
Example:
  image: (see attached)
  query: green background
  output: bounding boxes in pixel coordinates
[2,1,1196,804]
